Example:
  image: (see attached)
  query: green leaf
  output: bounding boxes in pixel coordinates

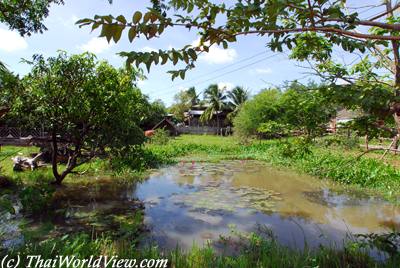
[187,49,197,60]
[161,53,169,64]
[116,15,127,24]
[112,24,125,43]
[132,11,142,24]
[179,70,186,80]
[143,12,151,23]
[128,27,137,42]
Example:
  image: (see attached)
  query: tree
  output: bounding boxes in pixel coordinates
[78,0,400,140]
[0,69,24,125]
[140,99,167,129]
[227,86,249,121]
[233,89,281,139]
[0,0,64,36]
[279,82,335,137]
[18,52,145,184]
[169,87,200,121]
[201,84,227,127]
[186,87,200,106]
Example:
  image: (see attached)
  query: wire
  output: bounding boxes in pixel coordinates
[149,52,284,98]
[144,50,271,95]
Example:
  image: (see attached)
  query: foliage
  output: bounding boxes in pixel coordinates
[76,0,391,80]
[0,0,64,36]
[19,184,54,215]
[169,87,200,121]
[233,89,282,139]
[279,82,335,137]
[277,138,313,159]
[150,128,170,145]
[0,194,15,214]
[8,228,399,268]
[140,99,167,129]
[319,135,359,150]
[257,121,288,139]
[227,86,249,121]
[17,52,145,184]
[200,84,227,126]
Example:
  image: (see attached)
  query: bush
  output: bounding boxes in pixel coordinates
[277,138,313,159]
[150,128,170,145]
[320,135,359,149]
[19,184,54,215]
[233,89,281,140]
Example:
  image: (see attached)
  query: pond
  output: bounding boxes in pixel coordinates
[136,161,400,250]
[1,160,399,252]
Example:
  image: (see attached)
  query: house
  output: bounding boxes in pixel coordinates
[183,105,232,128]
[152,116,179,136]
[329,109,362,133]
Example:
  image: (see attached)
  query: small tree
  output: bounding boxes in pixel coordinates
[19,52,144,184]
[169,87,200,122]
[201,84,227,127]
[227,86,249,121]
[279,82,335,137]
[233,89,281,139]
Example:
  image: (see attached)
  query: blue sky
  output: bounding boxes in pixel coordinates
[0,0,386,105]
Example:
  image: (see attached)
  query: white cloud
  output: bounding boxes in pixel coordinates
[0,28,28,52]
[78,37,113,54]
[218,82,235,91]
[191,38,237,65]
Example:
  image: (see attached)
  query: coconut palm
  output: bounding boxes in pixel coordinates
[227,86,249,120]
[201,84,227,127]
[186,87,200,106]
[0,61,7,75]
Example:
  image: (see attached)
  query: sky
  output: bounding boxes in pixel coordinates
[0,0,388,106]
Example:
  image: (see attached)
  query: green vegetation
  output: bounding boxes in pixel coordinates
[147,135,400,200]
[2,1,400,266]
[7,228,400,268]
[233,82,334,140]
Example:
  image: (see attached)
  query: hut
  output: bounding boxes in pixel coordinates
[152,117,179,136]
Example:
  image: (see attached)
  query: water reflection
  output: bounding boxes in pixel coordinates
[135,161,400,250]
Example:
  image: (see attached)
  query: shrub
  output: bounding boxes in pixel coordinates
[150,128,170,145]
[278,138,313,159]
[19,184,54,215]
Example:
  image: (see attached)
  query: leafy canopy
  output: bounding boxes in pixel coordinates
[18,52,145,183]
[77,0,400,79]
[0,0,64,36]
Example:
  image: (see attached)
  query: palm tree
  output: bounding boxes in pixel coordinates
[0,61,7,75]
[201,84,227,127]
[227,86,249,120]
[186,87,200,106]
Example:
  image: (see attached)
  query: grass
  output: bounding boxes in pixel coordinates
[7,228,400,268]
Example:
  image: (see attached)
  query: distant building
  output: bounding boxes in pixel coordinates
[329,109,362,133]
[152,116,179,136]
[183,105,232,128]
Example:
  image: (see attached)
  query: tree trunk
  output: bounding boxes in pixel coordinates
[51,129,63,184]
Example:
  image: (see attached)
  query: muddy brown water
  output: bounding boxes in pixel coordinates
[1,160,399,252]
[136,161,400,250]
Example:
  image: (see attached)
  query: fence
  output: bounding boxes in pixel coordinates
[0,127,46,138]
[176,126,233,135]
